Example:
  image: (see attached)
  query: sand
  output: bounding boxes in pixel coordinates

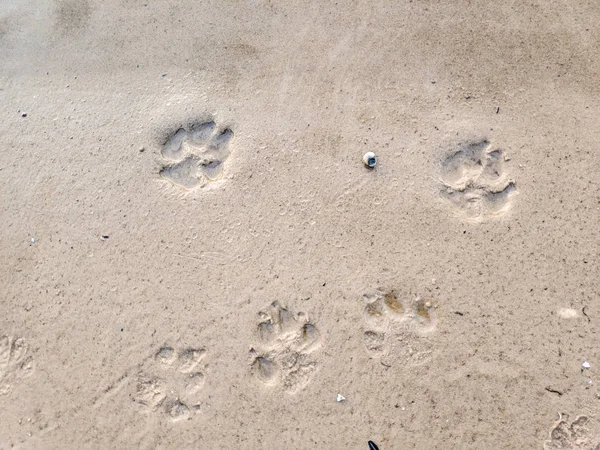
[1,0,599,448]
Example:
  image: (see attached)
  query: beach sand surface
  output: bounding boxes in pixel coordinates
[1,0,599,448]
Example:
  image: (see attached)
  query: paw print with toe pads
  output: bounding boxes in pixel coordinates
[160,120,234,191]
[362,289,437,366]
[440,140,517,221]
[250,301,322,393]
[0,335,34,395]
[134,346,207,422]
[544,415,600,450]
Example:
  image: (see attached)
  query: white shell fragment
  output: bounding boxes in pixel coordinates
[363,152,377,168]
[582,361,591,369]
[558,308,578,319]
[337,394,346,402]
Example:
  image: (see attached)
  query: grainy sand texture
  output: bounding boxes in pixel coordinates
[1,0,599,448]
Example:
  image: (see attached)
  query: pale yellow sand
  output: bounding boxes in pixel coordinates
[1,1,599,448]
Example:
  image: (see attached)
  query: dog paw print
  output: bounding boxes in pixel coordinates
[159,121,234,191]
[362,289,437,366]
[544,415,599,450]
[133,346,207,422]
[250,301,322,393]
[440,140,517,221]
[0,335,34,395]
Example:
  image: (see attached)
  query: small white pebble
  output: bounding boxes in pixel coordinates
[363,152,377,168]
[337,394,346,402]
[582,361,591,369]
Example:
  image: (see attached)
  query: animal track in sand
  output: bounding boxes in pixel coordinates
[440,140,517,221]
[250,301,322,393]
[0,335,34,395]
[159,121,234,191]
[362,289,437,366]
[544,415,599,450]
[133,346,207,422]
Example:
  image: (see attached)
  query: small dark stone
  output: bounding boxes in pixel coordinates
[21,113,27,117]
[102,235,109,239]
